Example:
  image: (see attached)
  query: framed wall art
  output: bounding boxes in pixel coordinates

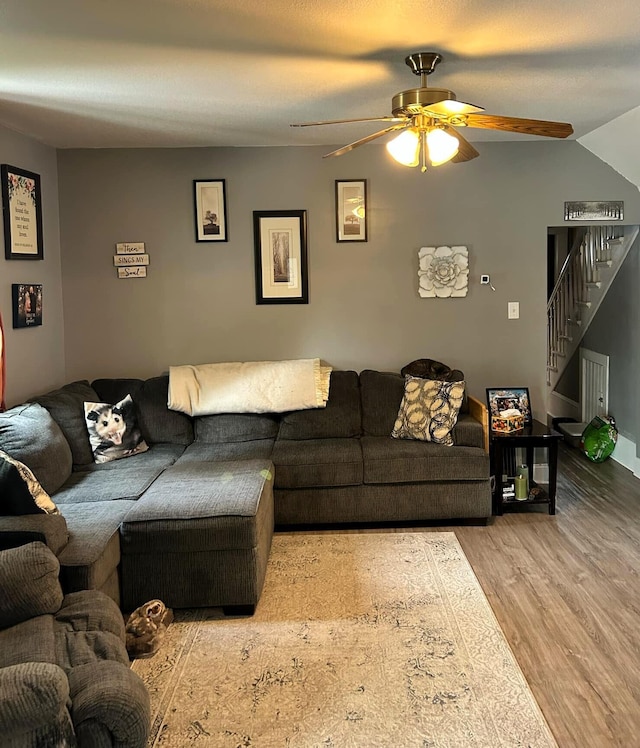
[253,210,308,304]
[193,179,228,242]
[335,179,367,242]
[2,164,44,260]
[12,284,43,328]
[564,200,623,221]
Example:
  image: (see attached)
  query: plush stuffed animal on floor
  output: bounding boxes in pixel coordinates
[125,599,173,659]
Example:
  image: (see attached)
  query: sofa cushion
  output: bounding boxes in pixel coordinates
[0,513,69,555]
[92,376,194,446]
[195,413,279,443]
[361,436,489,484]
[57,501,136,594]
[0,450,60,516]
[31,381,99,466]
[278,370,362,440]
[90,378,144,405]
[0,402,72,494]
[177,440,275,463]
[272,438,363,489]
[54,445,184,504]
[120,459,273,553]
[0,542,63,629]
[360,369,405,436]
[84,394,149,464]
[0,662,74,741]
[0,615,57,668]
[451,413,485,449]
[391,377,465,446]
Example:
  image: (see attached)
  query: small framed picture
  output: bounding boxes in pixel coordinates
[12,284,43,328]
[335,179,367,242]
[193,179,228,242]
[253,210,308,304]
[486,387,532,432]
[2,164,44,260]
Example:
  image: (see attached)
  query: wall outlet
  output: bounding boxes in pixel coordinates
[480,274,490,285]
[508,301,520,319]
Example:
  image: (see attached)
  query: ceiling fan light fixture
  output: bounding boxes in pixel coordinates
[426,127,459,166]
[387,126,459,169]
[386,129,420,167]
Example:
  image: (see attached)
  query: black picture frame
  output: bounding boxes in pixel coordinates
[2,164,44,260]
[193,179,228,242]
[335,179,367,242]
[12,284,43,328]
[253,210,308,304]
[486,387,532,429]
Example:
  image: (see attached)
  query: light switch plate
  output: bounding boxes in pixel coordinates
[508,301,520,319]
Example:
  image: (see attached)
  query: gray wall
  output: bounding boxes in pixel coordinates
[582,240,639,447]
[0,125,66,406]
[56,141,640,421]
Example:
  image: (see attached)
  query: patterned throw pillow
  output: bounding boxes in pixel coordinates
[0,449,60,515]
[84,394,149,464]
[391,377,466,446]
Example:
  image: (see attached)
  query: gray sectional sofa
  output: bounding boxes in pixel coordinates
[0,368,491,614]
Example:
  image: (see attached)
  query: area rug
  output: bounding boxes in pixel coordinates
[132,532,557,747]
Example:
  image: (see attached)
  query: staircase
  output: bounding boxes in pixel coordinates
[547,223,639,394]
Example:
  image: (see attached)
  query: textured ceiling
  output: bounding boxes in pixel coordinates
[2,0,640,150]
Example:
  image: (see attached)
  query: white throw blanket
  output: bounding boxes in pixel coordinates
[168,358,332,416]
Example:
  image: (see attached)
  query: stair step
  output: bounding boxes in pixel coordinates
[596,260,613,267]
[566,318,582,326]
[547,365,558,373]
[550,349,566,357]
[586,281,602,288]
[558,334,573,342]
[576,300,592,308]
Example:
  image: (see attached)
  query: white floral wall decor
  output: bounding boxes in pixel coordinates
[418,245,469,298]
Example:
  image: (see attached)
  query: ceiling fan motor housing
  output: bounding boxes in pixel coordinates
[392,87,457,117]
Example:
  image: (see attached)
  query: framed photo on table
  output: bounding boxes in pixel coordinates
[335,179,367,242]
[2,164,44,260]
[193,179,228,242]
[253,210,308,304]
[486,387,532,432]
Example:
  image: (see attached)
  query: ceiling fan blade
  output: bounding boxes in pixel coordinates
[323,123,410,158]
[291,116,407,127]
[464,114,573,138]
[424,100,484,117]
[445,128,480,162]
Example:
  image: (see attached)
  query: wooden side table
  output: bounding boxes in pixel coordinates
[490,420,563,515]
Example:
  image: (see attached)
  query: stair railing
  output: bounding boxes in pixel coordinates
[547,225,623,383]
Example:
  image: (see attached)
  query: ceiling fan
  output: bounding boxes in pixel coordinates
[291,52,573,171]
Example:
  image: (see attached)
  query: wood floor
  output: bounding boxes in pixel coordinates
[282,444,640,747]
[454,444,640,748]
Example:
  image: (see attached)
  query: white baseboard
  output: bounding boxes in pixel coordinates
[547,392,581,422]
[611,432,640,478]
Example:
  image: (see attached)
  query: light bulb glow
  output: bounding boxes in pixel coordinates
[386,129,420,167]
[426,128,459,166]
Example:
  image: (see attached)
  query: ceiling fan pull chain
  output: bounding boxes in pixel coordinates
[421,130,428,173]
